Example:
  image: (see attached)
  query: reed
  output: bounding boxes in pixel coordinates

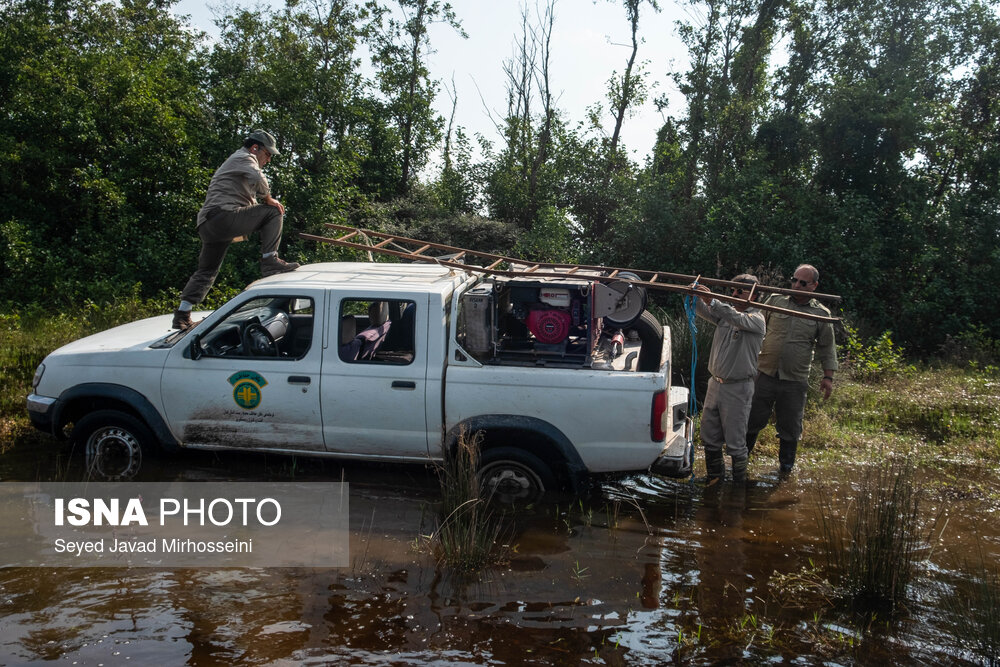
[431,428,512,571]
[816,455,930,616]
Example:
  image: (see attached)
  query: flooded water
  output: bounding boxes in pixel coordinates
[1,434,998,665]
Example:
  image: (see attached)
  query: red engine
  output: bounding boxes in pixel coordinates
[525,308,572,344]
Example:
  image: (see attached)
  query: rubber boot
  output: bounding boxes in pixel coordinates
[745,431,759,459]
[703,449,724,486]
[731,456,748,485]
[778,439,797,475]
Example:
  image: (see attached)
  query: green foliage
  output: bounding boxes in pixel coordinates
[0,288,180,438]
[356,182,520,254]
[432,126,479,214]
[940,325,1000,369]
[0,0,209,305]
[368,0,465,195]
[512,205,579,264]
[842,324,910,382]
[622,0,1000,354]
[812,366,1000,457]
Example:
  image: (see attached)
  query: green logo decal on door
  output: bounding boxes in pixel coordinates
[228,370,269,410]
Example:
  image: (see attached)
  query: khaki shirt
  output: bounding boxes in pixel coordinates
[696,299,766,381]
[757,294,838,382]
[197,148,271,225]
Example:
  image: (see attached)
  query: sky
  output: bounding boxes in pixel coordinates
[171,0,693,164]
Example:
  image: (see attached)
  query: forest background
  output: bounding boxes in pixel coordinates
[1,0,998,356]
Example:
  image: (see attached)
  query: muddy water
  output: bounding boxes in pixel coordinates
[1,435,998,665]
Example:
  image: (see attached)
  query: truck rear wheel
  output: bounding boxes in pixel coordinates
[479,447,555,504]
[73,410,151,481]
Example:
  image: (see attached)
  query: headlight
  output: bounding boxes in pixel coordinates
[32,363,45,390]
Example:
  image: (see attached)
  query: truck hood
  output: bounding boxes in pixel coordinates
[47,313,200,359]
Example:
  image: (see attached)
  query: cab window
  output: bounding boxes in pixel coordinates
[194,296,314,360]
[338,298,415,364]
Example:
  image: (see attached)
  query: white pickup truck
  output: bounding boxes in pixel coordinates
[27,262,693,499]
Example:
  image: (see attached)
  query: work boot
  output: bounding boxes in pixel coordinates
[778,439,798,476]
[703,449,724,486]
[731,456,748,484]
[745,431,759,459]
[261,254,300,277]
[172,309,193,330]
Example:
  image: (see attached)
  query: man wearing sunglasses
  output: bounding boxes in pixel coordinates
[691,274,766,485]
[745,264,838,475]
[173,129,299,330]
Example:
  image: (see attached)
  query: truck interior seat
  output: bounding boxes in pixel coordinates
[368,301,389,327]
[384,302,415,353]
[339,315,359,360]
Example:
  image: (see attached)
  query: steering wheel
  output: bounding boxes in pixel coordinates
[241,321,278,357]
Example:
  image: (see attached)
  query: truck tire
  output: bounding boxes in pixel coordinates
[73,410,152,481]
[634,310,664,372]
[479,447,555,504]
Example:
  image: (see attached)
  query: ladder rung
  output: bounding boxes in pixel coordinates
[413,244,431,255]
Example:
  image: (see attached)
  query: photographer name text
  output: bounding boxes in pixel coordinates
[53,537,253,555]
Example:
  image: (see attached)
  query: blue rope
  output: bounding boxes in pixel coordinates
[683,294,699,419]
[683,293,699,482]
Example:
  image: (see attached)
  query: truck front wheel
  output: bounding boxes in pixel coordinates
[479,447,555,504]
[73,410,152,481]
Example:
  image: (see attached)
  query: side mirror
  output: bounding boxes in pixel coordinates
[190,334,203,360]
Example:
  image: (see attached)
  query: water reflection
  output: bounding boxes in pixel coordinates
[0,433,997,664]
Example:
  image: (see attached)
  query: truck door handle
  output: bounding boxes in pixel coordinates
[391,381,416,390]
[287,376,311,385]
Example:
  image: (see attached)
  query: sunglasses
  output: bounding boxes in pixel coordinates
[791,278,811,286]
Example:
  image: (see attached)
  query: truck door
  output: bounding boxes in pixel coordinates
[160,293,325,450]
[321,294,431,460]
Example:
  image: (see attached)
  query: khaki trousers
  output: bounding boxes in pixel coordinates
[700,377,755,458]
[180,204,283,305]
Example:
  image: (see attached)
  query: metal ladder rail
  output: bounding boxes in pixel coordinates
[300,225,842,323]
[318,223,843,304]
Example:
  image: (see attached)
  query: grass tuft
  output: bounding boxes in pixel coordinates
[816,454,936,617]
[428,429,512,572]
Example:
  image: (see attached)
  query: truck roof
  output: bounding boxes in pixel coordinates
[248,261,475,295]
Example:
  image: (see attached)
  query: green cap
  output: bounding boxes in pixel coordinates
[247,129,280,156]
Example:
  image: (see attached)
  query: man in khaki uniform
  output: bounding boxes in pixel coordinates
[746,264,838,474]
[173,130,299,330]
[692,274,766,484]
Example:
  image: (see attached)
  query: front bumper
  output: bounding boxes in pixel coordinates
[26,394,58,435]
[649,416,694,478]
